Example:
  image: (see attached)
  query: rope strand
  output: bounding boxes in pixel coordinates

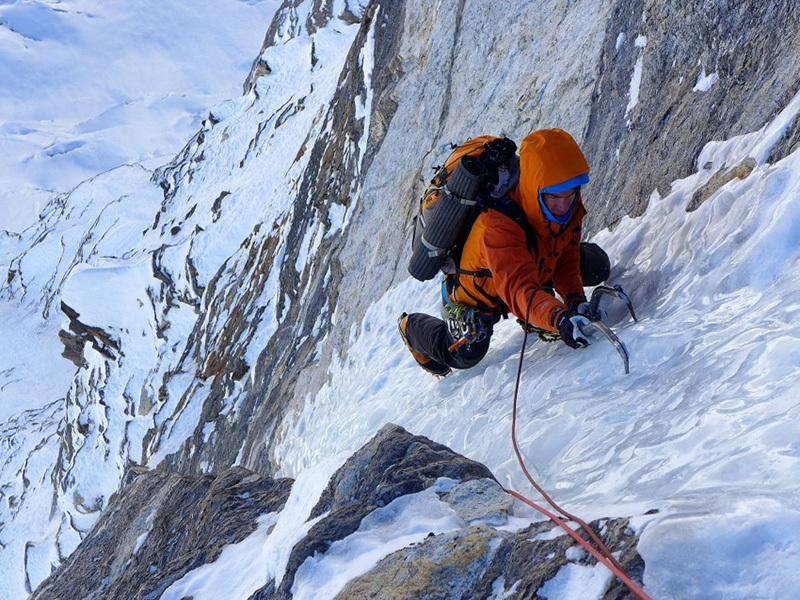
[506,293,651,600]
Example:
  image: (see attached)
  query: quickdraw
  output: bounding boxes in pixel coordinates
[441,279,494,352]
[444,302,490,352]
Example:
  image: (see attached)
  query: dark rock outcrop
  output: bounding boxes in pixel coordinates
[312,423,497,515]
[59,301,120,367]
[252,424,499,599]
[31,467,293,600]
[252,424,644,600]
[335,517,644,600]
[32,425,647,600]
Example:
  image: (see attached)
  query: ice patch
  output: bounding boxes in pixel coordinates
[693,67,719,92]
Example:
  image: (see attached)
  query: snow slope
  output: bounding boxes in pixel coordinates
[1,3,374,596]
[0,0,280,233]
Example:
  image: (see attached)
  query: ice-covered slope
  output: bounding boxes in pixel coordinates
[2,0,800,598]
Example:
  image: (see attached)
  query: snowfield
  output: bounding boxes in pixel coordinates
[0,0,281,233]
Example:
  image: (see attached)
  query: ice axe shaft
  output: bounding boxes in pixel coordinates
[580,320,630,375]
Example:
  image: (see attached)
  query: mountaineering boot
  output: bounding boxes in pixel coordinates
[398,313,451,377]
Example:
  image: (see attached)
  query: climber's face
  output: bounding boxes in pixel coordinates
[541,187,580,217]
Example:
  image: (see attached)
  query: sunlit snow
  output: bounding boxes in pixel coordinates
[694,66,720,93]
[624,34,648,122]
[0,0,281,233]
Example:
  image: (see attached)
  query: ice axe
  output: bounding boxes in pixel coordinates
[579,319,630,374]
[588,284,637,323]
[581,285,637,375]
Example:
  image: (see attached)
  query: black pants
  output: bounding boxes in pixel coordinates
[403,242,610,372]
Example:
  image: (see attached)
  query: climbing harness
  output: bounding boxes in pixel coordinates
[444,303,489,351]
[441,280,493,352]
[505,287,650,600]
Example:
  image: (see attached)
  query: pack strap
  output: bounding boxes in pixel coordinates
[444,274,506,318]
[455,267,492,278]
[446,195,537,319]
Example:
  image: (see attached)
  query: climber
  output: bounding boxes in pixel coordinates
[399,128,611,376]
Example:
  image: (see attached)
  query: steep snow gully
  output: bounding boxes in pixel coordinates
[2,1,800,599]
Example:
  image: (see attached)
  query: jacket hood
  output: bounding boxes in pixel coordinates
[514,128,590,227]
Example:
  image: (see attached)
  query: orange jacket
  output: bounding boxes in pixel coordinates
[451,129,589,331]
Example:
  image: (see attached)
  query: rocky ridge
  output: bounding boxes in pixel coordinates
[32,425,645,599]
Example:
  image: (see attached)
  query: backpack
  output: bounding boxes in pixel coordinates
[408,136,535,282]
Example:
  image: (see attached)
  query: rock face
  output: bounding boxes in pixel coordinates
[30,467,293,600]
[32,425,646,600]
[252,424,499,599]
[144,0,410,480]
[582,0,800,230]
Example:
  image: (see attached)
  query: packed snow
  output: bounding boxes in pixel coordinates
[0,0,281,233]
[624,34,647,122]
[2,2,800,599]
[693,66,719,93]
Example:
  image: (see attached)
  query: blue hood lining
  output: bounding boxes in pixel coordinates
[540,173,590,195]
[538,173,590,224]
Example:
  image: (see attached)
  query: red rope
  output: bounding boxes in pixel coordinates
[505,489,651,600]
[507,296,651,600]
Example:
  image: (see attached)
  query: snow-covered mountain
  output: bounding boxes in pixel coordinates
[0,0,281,232]
[2,0,800,598]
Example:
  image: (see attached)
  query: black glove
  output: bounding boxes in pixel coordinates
[557,311,592,349]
